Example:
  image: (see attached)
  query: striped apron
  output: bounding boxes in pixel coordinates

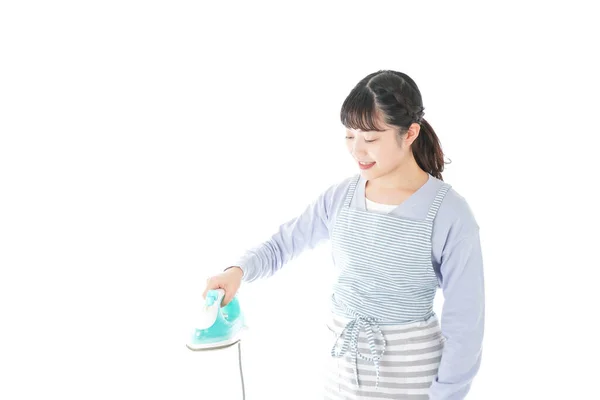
[324,175,451,399]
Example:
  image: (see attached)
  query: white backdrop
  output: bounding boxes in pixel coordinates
[1,1,599,399]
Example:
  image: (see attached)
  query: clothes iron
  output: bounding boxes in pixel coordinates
[187,288,248,399]
[187,288,247,351]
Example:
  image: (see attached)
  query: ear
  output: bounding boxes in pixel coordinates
[405,123,421,146]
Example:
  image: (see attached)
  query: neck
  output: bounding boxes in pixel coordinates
[369,157,429,191]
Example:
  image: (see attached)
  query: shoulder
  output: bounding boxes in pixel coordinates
[314,174,358,224]
[320,173,358,200]
[431,177,480,243]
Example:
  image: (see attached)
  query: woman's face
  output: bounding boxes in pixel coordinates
[345,121,420,178]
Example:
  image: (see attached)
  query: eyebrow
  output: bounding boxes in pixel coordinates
[349,132,380,139]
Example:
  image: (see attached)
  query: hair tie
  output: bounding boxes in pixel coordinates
[411,111,423,123]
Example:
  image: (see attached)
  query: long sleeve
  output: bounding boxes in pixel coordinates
[428,231,485,400]
[230,183,337,282]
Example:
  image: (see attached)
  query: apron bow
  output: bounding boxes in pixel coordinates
[330,315,386,389]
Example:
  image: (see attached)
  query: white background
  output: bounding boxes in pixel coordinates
[1,1,599,399]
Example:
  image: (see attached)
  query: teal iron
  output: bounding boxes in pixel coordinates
[187,288,248,399]
[187,288,247,351]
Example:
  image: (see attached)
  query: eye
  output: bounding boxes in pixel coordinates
[345,136,376,142]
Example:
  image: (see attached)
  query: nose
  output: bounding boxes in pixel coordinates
[350,138,367,158]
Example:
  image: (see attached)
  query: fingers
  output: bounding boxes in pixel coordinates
[202,271,241,306]
[222,291,233,307]
[203,276,218,299]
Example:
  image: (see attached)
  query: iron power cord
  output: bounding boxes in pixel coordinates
[238,341,246,400]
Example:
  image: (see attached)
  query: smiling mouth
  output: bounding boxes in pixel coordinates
[358,161,376,169]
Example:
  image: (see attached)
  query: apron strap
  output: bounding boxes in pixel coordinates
[343,174,361,208]
[425,183,451,223]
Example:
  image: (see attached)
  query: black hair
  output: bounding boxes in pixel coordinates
[340,70,449,180]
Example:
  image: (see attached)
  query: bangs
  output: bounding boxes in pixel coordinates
[340,87,387,132]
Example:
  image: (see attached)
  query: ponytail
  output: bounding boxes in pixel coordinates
[412,118,449,181]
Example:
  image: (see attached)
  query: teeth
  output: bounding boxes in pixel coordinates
[359,162,374,165]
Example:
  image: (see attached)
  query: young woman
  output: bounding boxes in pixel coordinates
[204,70,485,399]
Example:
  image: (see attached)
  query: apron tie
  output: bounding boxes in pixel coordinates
[330,315,386,389]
